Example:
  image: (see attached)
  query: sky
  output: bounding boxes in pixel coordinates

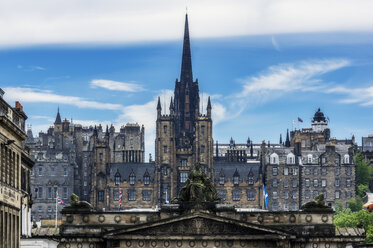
[2,0,373,160]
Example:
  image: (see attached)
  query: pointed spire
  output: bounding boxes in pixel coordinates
[169,97,174,109]
[55,107,62,124]
[285,129,290,147]
[216,140,219,158]
[279,134,283,145]
[157,97,161,110]
[180,14,193,83]
[250,142,254,158]
[207,96,211,109]
[105,125,109,136]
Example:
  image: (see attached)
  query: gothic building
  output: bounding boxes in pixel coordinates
[155,14,213,203]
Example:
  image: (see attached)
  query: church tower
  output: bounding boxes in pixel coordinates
[155,14,213,204]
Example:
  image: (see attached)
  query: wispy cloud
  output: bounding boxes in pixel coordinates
[327,85,373,106]
[90,79,144,92]
[3,87,123,110]
[17,65,46,71]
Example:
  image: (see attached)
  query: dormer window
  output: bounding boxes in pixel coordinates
[115,172,121,186]
[248,175,254,185]
[344,154,350,164]
[233,169,240,185]
[270,153,279,165]
[287,153,295,164]
[129,173,136,185]
[144,175,150,185]
[219,175,225,185]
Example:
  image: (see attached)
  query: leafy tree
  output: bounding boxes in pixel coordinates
[354,152,373,186]
[347,196,363,212]
[357,184,370,198]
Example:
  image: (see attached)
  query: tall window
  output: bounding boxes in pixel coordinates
[292,179,297,188]
[272,179,278,187]
[162,166,168,176]
[283,190,289,199]
[307,154,313,164]
[38,167,43,176]
[335,191,340,199]
[232,190,241,201]
[335,168,340,176]
[291,202,297,211]
[51,167,55,176]
[292,190,297,199]
[272,191,278,199]
[313,179,319,187]
[201,125,205,134]
[313,190,319,198]
[247,190,255,201]
[64,168,68,176]
[346,167,351,176]
[291,168,297,175]
[218,190,226,201]
[219,175,225,185]
[99,153,103,161]
[144,175,150,185]
[287,153,295,164]
[201,145,205,153]
[128,190,136,201]
[284,180,289,188]
[115,173,121,186]
[344,154,350,164]
[322,179,327,187]
[305,190,310,199]
[313,168,318,175]
[305,179,310,187]
[98,191,104,202]
[180,160,187,167]
[142,190,151,201]
[305,168,310,175]
[321,168,327,175]
[248,175,254,185]
[180,172,189,183]
[270,153,279,164]
[283,167,289,176]
[272,167,278,176]
[48,187,52,199]
[335,179,340,187]
[163,146,167,153]
[53,187,57,198]
[233,175,239,185]
[129,174,136,185]
[163,125,167,133]
[38,187,43,199]
[346,179,351,187]
[113,190,119,201]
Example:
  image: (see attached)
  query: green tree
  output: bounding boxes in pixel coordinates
[354,152,373,186]
[347,196,363,212]
[357,184,370,198]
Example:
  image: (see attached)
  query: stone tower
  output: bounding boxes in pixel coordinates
[155,14,213,204]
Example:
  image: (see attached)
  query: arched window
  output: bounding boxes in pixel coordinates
[287,153,295,164]
[270,153,279,165]
[344,154,350,164]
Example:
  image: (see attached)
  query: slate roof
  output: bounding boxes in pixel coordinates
[214,161,261,183]
[109,162,155,183]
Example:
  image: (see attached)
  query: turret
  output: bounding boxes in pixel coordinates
[285,129,290,147]
[169,97,174,116]
[207,96,212,117]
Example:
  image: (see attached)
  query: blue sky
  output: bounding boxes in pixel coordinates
[2,1,373,158]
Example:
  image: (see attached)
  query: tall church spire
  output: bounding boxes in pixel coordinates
[180,14,193,84]
[55,107,62,124]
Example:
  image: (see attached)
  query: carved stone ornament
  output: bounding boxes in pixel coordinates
[77,243,82,248]
[65,244,71,248]
[66,215,74,223]
[151,241,157,247]
[305,215,312,223]
[189,241,196,247]
[98,215,105,223]
[114,215,121,223]
[202,240,208,247]
[164,241,170,247]
[176,240,182,247]
[274,215,280,223]
[257,215,264,223]
[322,214,328,223]
[89,243,95,248]
[312,243,318,248]
[82,215,89,223]
[289,214,296,223]
[215,240,221,247]
[126,241,132,247]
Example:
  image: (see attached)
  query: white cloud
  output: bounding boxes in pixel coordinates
[238,59,350,97]
[3,87,123,110]
[1,0,373,48]
[90,79,144,92]
[327,85,373,106]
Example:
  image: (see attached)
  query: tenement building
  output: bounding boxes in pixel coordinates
[0,88,34,248]
[155,14,213,203]
[264,109,356,211]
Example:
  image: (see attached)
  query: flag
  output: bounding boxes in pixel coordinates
[263,185,268,209]
[298,117,303,123]
[118,189,122,210]
[57,193,65,206]
[165,190,169,204]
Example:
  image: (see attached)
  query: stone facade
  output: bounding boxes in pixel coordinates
[155,14,213,204]
[0,89,34,248]
[265,110,356,211]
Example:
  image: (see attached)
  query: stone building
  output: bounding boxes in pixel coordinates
[0,88,34,248]
[264,109,356,211]
[155,14,213,204]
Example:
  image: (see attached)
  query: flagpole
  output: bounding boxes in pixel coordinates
[55,191,58,228]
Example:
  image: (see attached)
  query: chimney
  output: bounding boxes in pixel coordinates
[15,101,23,111]
[294,141,301,156]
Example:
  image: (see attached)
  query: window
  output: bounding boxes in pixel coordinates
[51,167,55,176]
[247,190,256,201]
[313,179,318,187]
[272,167,278,176]
[84,181,87,187]
[38,187,43,199]
[305,190,310,199]
[322,179,327,187]
[313,190,319,198]
[53,187,57,198]
[346,179,351,187]
[322,190,327,199]
[201,145,205,153]
[38,206,43,212]
[233,175,239,185]
[129,175,136,185]
[291,202,297,211]
[291,168,297,175]
[115,174,121,186]
[30,169,34,176]
[201,125,205,134]
[321,168,327,175]
[128,190,136,201]
[38,167,43,176]
[144,175,150,185]
[292,190,297,199]
[273,191,278,199]
[335,168,340,176]
[113,190,119,201]
[284,180,289,188]
[142,190,151,201]
[180,172,189,183]
[305,179,310,187]
[219,175,225,185]
[287,153,295,164]
[232,190,241,201]
[292,179,297,188]
[218,190,226,201]
[346,167,351,176]
[346,191,352,198]
[283,190,289,199]
[335,191,340,199]
[307,154,313,164]
[305,168,310,175]
[313,168,318,175]
[270,153,279,165]
[180,160,187,167]
[344,154,350,164]
[163,146,167,153]
[322,157,326,164]
[48,187,52,199]
[99,153,103,161]
[272,179,278,187]
[248,175,254,185]
[63,187,68,199]
[163,125,167,133]
[272,202,278,211]
[162,165,168,176]
[335,179,340,187]
[283,167,289,175]
[283,202,289,211]
[98,191,104,202]
[48,206,52,212]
